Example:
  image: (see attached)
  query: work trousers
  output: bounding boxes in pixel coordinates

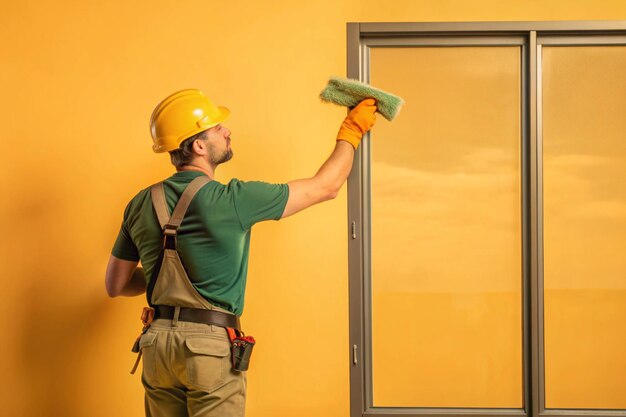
[138,318,246,417]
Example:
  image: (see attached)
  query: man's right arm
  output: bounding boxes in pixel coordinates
[281,99,377,218]
[105,255,146,297]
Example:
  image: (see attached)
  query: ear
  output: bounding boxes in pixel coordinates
[192,137,209,156]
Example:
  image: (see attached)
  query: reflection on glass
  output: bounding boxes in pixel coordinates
[543,46,626,410]
[370,46,522,408]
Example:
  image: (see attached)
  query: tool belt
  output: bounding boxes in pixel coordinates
[153,306,254,372]
[154,305,241,330]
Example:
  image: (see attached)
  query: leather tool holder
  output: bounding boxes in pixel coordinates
[130,307,156,374]
[227,328,256,372]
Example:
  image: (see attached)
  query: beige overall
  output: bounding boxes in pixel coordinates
[138,176,246,417]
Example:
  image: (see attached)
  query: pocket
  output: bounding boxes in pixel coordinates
[184,335,231,392]
[139,331,159,386]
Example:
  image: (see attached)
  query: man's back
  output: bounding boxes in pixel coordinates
[112,170,288,315]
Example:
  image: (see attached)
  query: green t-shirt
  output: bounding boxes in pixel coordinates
[111,170,289,316]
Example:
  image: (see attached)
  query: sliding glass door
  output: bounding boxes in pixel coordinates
[369,45,522,408]
[347,21,626,417]
[541,44,626,410]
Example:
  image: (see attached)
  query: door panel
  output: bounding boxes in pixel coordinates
[542,45,626,410]
[369,46,523,408]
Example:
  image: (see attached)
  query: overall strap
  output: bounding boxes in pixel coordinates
[146,175,211,307]
[150,175,211,236]
[151,183,169,231]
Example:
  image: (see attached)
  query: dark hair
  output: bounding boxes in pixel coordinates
[168,130,207,169]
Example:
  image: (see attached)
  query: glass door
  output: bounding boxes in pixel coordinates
[369,45,523,409]
[540,44,626,410]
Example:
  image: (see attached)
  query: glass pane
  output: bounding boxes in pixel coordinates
[542,45,626,410]
[370,46,522,408]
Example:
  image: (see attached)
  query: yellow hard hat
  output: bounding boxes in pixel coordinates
[149,89,230,153]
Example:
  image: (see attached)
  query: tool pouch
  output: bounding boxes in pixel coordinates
[227,328,255,372]
[130,307,156,374]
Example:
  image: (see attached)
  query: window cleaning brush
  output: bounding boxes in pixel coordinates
[319,76,405,121]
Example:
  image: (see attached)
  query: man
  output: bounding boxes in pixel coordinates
[105,88,376,417]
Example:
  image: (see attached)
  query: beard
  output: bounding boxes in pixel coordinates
[209,145,233,165]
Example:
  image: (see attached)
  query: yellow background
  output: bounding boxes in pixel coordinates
[2,1,626,416]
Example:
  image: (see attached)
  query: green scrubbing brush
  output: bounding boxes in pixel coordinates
[319,76,405,121]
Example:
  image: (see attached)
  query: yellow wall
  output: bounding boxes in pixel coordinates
[2,1,626,416]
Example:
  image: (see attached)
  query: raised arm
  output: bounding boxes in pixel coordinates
[281,99,377,218]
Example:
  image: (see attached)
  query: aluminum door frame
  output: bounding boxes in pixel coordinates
[346,20,626,417]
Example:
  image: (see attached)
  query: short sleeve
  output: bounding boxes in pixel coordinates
[111,201,140,261]
[231,180,289,230]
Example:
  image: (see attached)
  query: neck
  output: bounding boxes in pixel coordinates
[177,161,215,179]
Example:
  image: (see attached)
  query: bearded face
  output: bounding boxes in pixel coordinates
[208,141,233,165]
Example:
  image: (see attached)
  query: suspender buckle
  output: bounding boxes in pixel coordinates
[162,225,178,249]
[163,224,178,235]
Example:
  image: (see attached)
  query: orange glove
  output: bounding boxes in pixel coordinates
[336,98,377,149]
